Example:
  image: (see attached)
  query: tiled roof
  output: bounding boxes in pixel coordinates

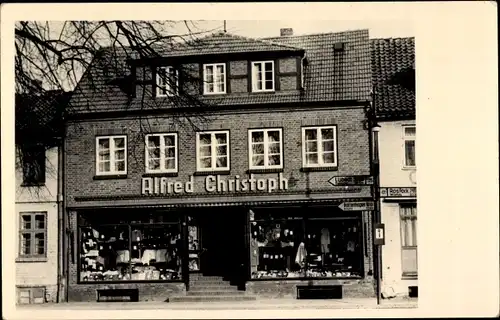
[68,30,372,115]
[371,37,415,120]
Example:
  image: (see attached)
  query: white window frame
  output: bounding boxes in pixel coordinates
[403,125,416,169]
[19,212,47,258]
[145,133,178,173]
[301,126,338,168]
[156,66,179,97]
[248,128,283,170]
[251,61,275,92]
[95,135,127,176]
[400,204,418,277]
[196,130,230,171]
[203,63,226,95]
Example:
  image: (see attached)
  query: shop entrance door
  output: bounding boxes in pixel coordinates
[199,208,246,285]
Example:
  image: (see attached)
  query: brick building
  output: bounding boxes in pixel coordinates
[63,29,376,302]
[371,37,417,298]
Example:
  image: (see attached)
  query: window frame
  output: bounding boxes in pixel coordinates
[156,66,179,97]
[21,144,46,186]
[144,133,178,174]
[203,63,226,95]
[251,60,275,92]
[402,125,416,169]
[195,130,230,172]
[400,204,418,277]
[95,135,128,176]
[18,212,47,259]
[301,125,338,168]
[248,128,284,170]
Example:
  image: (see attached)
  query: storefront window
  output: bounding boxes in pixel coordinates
[79,211,182,282]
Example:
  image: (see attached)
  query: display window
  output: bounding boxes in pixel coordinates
[78,211,183,282]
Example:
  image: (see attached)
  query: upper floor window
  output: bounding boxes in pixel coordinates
[196,131,230,171]
[302,126,338,168]
[21,144,46,186]
[249,128,283,169]
[19,212,47,258]
[203,63,226,95]
[403,126,416,168]
[145,133,178,173]
[252,61,275,92]
[156,66,178,97]
[96,136,127,175]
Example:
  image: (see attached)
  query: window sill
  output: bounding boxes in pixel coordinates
[194,170,231,176]
[93,174,128,180]
[402,273,418,280]
[203,92,227,96]
[250,90,276,94]
[402,166,416,171]
[247,168,284,174]
[143,172,178,178]
[300,166,338,172]
[16,257,48,263]
[21,182,46,187]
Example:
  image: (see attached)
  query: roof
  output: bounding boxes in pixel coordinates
[68,29,372,115]
[371,37,415,120]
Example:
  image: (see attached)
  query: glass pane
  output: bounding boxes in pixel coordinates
[149,159,160,170]
[216,145,227,156]
[216,64,224,75]
[216,156,227,168]
[21,233,31,255]
[98,149,110,161]
[267,131,280,143]
[21,215,31,230]
[252,131,264,143]
[115,149,125,161]
[252,144,264,155]
[35,233,45,255]
[147,136,160,148]
[323,152,335,164]
[115,161,125,172]
[163,135,175,147]
[205,66,213,81]
[35,215,45,229]
[253,63,262,75]
[199,134,211,145]
[99,162,110,173]
[217,82,225,93]
[199,145,211,157]
[405,141,416,166]
[114,138,125,149]
[200,157,211,168]
[405,127,416,137]
[252,155,265,166]
[265,80,273,90]
[305,129,317,141]
[98,138,109,149]
[268,142,280,154]
[215,133,227,144]
[148,147,160,159]
[165,158,175,170]
[306,153,318,164]
[322,141,334,152]
[321,128,334,140]
[265,62,273,72]
[206,83,214,92]
[402,248,418,273]
[306,141,317,152]
[268,155,281,166]
[166,147,175,158]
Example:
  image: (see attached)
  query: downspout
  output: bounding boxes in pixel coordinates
[56,138,63,303]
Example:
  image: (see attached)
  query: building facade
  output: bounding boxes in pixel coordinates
[371,37,417,298]
[64,29,377,302]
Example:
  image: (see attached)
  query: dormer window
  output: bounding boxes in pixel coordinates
[156,66,178,97]
[252,61,275,92]
[203,63,226,95]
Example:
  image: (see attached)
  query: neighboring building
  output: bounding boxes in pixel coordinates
[371,37,417,298]
[15,91,69,304]
[64,29,376,302]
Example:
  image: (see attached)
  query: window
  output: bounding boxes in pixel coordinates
[400,204,418,276]
[302,126,338,168]
[203,63,226,94]
[21,144,46,186]
[196,131,230,171]
[156,66,178,97]
[96,136,127,175]
[145,133,177,173]
[17,287,45,304]
[19,212,47,258]
[252,61,275,92]
[403,126,416,168]
[249,128,283,169]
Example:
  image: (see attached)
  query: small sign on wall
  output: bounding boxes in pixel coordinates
[374,223,385,245]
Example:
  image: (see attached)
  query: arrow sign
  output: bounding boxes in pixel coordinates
[338,201,375,211]
[328,175,374,186]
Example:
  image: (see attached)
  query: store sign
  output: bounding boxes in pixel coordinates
[374,223,385,245]
[141,173,288,195]
[328,175,374,186]
[379,187,416,198]
[338,201,374,211]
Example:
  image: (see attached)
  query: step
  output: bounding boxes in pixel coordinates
[187,290,246,296]
[189,280,232,285]
[168,295,257,303]
[189,275,224,280]
[189,285,239,291]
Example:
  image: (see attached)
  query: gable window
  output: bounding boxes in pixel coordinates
[19,212,47,258]
[156,66,178,97]
[400,204,418,277]
[21,144,46,186]
[403,126,416,168]
[96,136,127,175]
[252,61,275,92]
[145,133,178,173]
[196,131,230,171]
[249,128,283,169]
[203,63,226,94]
[302,126,338,168]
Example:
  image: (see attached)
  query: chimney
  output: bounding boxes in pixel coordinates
[280,28,293,37]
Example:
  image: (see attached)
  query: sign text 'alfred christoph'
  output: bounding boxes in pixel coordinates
[142,174,289,195]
